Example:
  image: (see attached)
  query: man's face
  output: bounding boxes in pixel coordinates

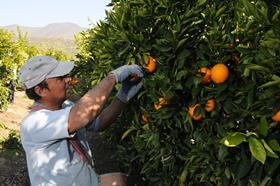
[43,75,71,104]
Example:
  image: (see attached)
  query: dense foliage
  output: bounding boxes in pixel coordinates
[75,0,280,185]
[0,29,25,110]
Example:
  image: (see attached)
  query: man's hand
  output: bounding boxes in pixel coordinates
[116,78,143,103]
[109,65,143,83]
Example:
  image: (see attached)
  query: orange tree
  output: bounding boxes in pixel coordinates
[0,29,32,110]
[0,29,14,109]
[74,0,280,185]
[0,27,70,110]
[0,28,39,110]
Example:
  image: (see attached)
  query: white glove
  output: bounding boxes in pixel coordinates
[116,79,143,103]
[109,65,143,83]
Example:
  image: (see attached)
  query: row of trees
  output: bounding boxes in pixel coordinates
[0,28,69,111]
[74,0,280,185]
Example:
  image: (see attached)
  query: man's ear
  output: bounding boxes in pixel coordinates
[34,86,47,97]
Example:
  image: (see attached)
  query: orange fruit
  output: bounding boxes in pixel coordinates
[188,104,202,121]
[154,97,168,110]
[205,99,215,112]
[211,64,229,84]
[141,114,148,124]
[144,56,157,74]
[128,73,141,83]
[272,110,280,122]
[198,67,212,85]
[70,79,78,86]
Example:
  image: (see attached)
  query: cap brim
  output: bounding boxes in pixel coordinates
[46,61,74,78]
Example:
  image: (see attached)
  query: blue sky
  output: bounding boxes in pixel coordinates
[0,0,111,28]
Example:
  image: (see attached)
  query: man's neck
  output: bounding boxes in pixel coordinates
[35,100,62,111]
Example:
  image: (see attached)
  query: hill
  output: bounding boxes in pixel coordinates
[1,23,87,58]
[3,22,85,40]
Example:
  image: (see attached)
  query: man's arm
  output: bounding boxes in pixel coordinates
[91,78,143,131]
[68,74,116,133]
[93,98,126,131]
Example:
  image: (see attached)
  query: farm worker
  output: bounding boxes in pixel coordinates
[18,56,143,186]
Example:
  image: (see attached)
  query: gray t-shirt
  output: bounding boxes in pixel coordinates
[20,101,99,186]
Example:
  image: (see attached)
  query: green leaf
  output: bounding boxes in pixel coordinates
[220,132,246,147]
[121,127,136,140]
[218,145,229,161]
[236,155,251,179]
[261,139,279,158]
[257,117,268,137]
[260,176,271,186]
[246,88,254,109]
[248,137,266,164]
[118,45,130,57]
[247,64,270,72]
[179,164,188,186]
[197,0,206,7]
[243,68,251,77]
[258,80,280,89]
[177,49,191,69]
[224,167,231,179]
[267,159,280,176]
[153,44,172,52]
[176,38,188,50]
[271,75,280,81]
[215,6,226,18]
[176,70,188,81]
[268,139,280,152]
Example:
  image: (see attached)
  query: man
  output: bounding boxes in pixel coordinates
[7,80,15,103]
[19,56,143,186]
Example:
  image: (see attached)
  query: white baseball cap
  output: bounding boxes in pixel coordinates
[19,56,74,89]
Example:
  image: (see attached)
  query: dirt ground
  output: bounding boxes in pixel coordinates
[0,91,145,186]
[0,91,32,185]
[0,91,32,139]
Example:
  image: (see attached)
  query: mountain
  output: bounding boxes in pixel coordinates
[3,22,86,40]
[1,23,87,58]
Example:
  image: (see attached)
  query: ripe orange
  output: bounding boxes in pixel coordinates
[272,110,280,122]
[154,97,168,110]
[205,99,215,112]
[144,56,157,74]
[198,67,211,85]
[70,79,78,86]
[211,64,229,84]
[188,104,202,121]
[128,73,141,83]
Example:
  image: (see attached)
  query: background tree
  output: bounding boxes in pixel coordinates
[0,27,70,110]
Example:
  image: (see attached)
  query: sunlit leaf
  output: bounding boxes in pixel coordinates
[221,132,246,147]
[248,137,266,164]
[261,139,279,158]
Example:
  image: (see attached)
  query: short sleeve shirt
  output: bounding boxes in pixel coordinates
[20,101,99,186]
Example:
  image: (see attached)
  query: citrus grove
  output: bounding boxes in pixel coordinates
[0,0,278,185]
[0,29,69,111]
[73,0,280,185]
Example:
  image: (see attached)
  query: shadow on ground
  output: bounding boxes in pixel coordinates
[0,130,147,186]
[0,131,30,186]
